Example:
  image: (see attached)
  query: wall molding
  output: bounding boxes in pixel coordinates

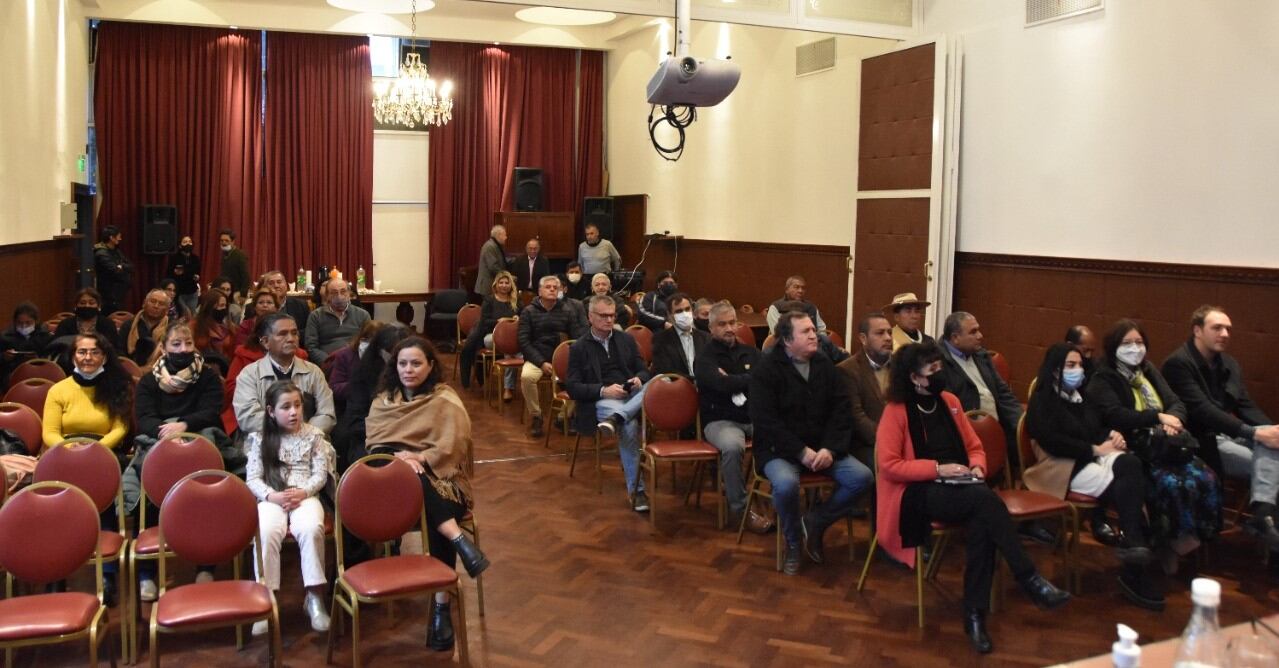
[958,252,1279,286]
[664,238,849,257]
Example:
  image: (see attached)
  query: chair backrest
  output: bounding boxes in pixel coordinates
[988,350,1011,384]
[432,289,469,315]
[827,331,845,349]
[642,374,700,435]
[762,334,777,351]
[140,434,223,526]
[44,318,62,334]
[457,303,482,339]
[1026,376,1038,402]
[9,358,66,388]
[0,402,44,455]
[337,455,424,543]
[1015,414,1038,481]
[491,317,520,356]
[625,325,653,364]
[733,322,756,348]
[159,470,258,565]
[108,311,133,329]
[0,458,7,505]
[55,311,75,321]
[967,410,1007,482]
[0,482,100,583]
[118,357,143,379]
[34,439,122,514]
[739,304,754,314]
[551,339,574,382]
[3,378,55,417]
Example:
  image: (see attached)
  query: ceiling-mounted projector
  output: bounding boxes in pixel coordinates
[646,55,741,107]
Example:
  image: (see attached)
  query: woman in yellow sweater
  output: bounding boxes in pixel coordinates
[42,332,132,450]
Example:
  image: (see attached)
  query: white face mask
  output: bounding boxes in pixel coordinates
[567,273,582,284]
[221,243,233,252]
[556,291,565,301]
[358,340,370,356]
[1116,343,1146,367]
[74,366,105,380]
[16,324,35,337]
[673,311,694,332]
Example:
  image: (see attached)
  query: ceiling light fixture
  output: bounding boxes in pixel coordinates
[371,0,453,128]
[514,6,617,26]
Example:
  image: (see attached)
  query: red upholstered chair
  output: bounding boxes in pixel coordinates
[988,350,1011,384]
[733,322,756,348]
[486,317,524,414]
[2,378,54,419]
[737,464,858,572]
[107,311,132,332]
[0,402,43,455]
[761,334,777,351]
[624,325,653,366]
[639,374,721,529]
[543,340,575,450]
[118,358,143,380]
[827,331,845,350]
[127,434,223,663]
[150,471,279,667]
[0,481,114,666]
[327,455,466,667]
[1016,414,1093,592]
[452,304,482,381]
[34,439,130,661]
[8,358,65,389]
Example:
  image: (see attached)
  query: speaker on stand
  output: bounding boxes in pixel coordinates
[513,167,543,211]
[140,204,178,255]
[583,196,615,240]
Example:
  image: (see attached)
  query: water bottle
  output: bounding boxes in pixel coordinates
[356,265,366,290]
[1172,578,1226,668]
[296,266,307,291]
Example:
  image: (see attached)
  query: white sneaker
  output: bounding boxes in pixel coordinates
[139,578,158,602]
[194,570,214,584]
[304,592,331,632]
[251,620,270,637]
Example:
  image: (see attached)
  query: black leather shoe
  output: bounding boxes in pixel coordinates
[800,513,825,564]
[1019,573,1071,610]
[1113,536,1154,566]
[529,416,544,438]
[964,608,993,654]
[1245,504,1279,551]
[1018,522,1057,546]
[102,575,118,608]
[782,542,801,576]
[1091,521,1120,547]
[428,601,454,651]
[1118,569,1165,611]
[451,534,490,579]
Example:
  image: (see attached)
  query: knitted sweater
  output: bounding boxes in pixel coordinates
[42,377,128,449]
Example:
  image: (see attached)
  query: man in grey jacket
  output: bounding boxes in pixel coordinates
[234,313,336,435]
[474,225,508,297]
[304,278,369,364]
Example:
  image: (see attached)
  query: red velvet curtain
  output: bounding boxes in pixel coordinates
[94,22,262,308]
[427,43,605,290]
[573,50,607,209]
[259,32,374,283]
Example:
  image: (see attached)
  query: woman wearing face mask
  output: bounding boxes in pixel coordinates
[1087,319,1220,573]
[561,261,591,301]
[209,276,243,327]
[636,270,677,331]
[458,271,519,393]
[166,235,201,315]
[41,333,131,451]
[192,288,231,360]
[1025,343,1163,610]
[326,319,384,408]
[157,277,190,321]
[53,288,124,355]
[0,301,52,387]
[875,341,1070,654]
[586,273,630,330]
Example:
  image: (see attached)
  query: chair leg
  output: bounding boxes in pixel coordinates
[466,521,485,617]
[856,532,879,591]
[736,476,759,544]
[350,600,362,668]
[847,516,856,564]
[594,434,603,494]
[325,593,339,663]
[916,547,925,629]
[647,455,658,528]
[452,586,469,667]
[115,557,128,665]
[270,602,282,668]
[569,434,582,478]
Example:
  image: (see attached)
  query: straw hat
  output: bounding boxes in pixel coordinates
[884,292,931,313]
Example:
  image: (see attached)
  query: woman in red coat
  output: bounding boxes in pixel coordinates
[875,341,1070,654]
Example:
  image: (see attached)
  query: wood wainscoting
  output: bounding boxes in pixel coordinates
[954,252,1279,418]
[0,237,81,326]
[644,239,850,338]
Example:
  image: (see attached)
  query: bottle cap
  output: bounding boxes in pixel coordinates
[1190,578,1220,607]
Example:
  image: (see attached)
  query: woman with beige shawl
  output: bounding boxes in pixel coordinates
[364,336,488,652]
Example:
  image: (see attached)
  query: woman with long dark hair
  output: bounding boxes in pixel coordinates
[875,341,1069,654]
[41,332,131,450]
[1025,343,1163,610]
[192,288,231,362]
[364,337,488,652]
[52,287,124,355]
[333,323,410,470]
[1086,319,1221,573]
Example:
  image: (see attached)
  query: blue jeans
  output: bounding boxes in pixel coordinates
[595,384,648,495]
[763,455,874,545]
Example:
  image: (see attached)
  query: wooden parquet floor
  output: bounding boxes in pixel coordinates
[14,355,1279,666]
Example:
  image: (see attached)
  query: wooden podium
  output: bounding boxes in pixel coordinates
[494,211,576,259]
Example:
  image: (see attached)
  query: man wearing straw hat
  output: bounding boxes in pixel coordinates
[885,292,934,352]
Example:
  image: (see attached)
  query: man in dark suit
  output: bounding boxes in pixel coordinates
[474,224,507,297]
[835,312,893,466]
[566,295,653,512]
[511,237,551,293]
[651,293,709,378]
[937,311,1023,468]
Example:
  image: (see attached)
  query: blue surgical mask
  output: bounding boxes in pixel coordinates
[1061,368,1085,391]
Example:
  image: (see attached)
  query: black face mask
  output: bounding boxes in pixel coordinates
[75,306,100,321]
[180,245,193,253]
[211,308,228,322]
[166,351,196,372]
[658,283,676,297]
[920,372,947,397]
[694,317,710,332]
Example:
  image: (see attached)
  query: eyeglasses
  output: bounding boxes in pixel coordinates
[74,348,104,358]
[591,312,617,320]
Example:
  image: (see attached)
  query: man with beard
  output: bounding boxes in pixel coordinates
[836,312,893,465]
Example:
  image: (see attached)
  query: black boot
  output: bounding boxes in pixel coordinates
[800,512,827,564]
[1018,573,1071,610]
[963,608,993,654]
[451,534,490,578]
[428,601,454,651]
[1245,502,1279,550]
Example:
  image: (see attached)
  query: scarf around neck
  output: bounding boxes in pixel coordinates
[126,313,168,355]
[1118,362,1163,411]
[152,353,205,394]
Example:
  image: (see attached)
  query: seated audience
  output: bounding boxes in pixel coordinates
[0,301,52,387]
[157,277,190,321]
[765,275,828,334]
[636,271,677,331]
[245,379,333,636]
[334,324,410,470]
[41,333,130,450]
[937,312,1024,471]
[512,237,550,293]
[121,289,172,366]
[693,298,713,332]
[886,292,934,351]
[261,269,313,334]
[566,296,652,510]
[210,276,243,326]
[458,271,519,393]
[764,300,849,363]
[651,293,709,378]
[364,337,489,652]
[1066,324,1098,362]
[231,288,280,352]
[836,312,894,464]
[221,310,309,435]
[749,311,874,575]
[693,303,773,533]
[561,261,591,302]
[1026,343,1163,610]
[586,273,630,329]
[305,278,369,364]
[1162,305,1279,549]
[191,289,232,367]
[233,313,335,436]
[326,320,384,409]
[519,275,585,438]
[1087,319,1221,572]
[53,287,123,354]
[875,341,1069,654]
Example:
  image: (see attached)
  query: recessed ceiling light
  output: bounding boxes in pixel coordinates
[326,0,436,15]
[515,6,617,26]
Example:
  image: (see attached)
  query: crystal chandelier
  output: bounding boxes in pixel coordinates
[372,0,453,128]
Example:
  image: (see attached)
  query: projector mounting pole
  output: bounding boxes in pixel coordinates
[675,0,691,58]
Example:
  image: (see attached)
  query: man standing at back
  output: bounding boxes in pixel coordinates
[94,225,133,314]
[219,229,251,304]
[577,223,621,275]
[167,236,201,316]
[475,225,508,298]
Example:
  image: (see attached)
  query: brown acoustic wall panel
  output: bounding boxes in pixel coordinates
[858,42,935,191]
[0,239,79,326]
[954,252,1279,419]
[852,197,930,325]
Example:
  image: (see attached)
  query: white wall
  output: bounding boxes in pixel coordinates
[606,20,895,245]
[0,0,89,245]
[924,0,1279,267]
[371,130,430,323]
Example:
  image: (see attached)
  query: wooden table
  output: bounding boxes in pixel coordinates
[1051,614,1279,666]
[290,290,435,330]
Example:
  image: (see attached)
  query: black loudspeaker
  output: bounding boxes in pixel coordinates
[583,196,615,239]
[513,167,543,211]
[141,204,178,255]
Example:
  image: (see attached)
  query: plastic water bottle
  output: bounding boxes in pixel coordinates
[296,267,307,291]
[1172,578,1225,668]
[356,265,366,290]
